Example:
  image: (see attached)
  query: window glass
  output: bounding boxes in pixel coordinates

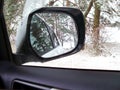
[4,0,120,71]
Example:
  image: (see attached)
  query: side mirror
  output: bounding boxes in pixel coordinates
[20,7,85,61]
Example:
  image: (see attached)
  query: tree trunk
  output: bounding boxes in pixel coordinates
[92,0,101,54]
[66,0,70,6]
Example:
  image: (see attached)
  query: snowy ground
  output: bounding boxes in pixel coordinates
[13,27,120,71]
[23,42,120,71]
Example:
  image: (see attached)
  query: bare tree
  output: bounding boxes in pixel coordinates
[92,0,101,54]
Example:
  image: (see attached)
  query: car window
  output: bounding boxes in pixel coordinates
[4,0,120,71]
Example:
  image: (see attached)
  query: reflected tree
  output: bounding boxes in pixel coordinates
[30,14,59,55]
[39,13,77,49]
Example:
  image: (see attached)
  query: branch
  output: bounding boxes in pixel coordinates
[84,0,94,18]
[48,0,59,6]
[111,7,120,17]
[67,0,78,6]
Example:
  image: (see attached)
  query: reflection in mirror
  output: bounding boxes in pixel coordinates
[30,12,78,58]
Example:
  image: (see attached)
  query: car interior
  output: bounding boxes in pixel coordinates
[1,0,120,90]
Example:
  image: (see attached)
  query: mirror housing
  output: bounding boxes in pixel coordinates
[16,7,85,62]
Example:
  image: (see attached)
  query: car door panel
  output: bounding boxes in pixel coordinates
[0,61,120,90]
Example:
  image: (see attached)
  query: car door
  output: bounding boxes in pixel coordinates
[1,0,120,90]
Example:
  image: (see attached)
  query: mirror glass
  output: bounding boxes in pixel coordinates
[30,12,78,58]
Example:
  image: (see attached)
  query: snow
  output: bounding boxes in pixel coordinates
[23,49,120,71]
[23,27,120,71]
[22,0,48,17]
[86,27,120,47]
[102,27,120,43]
[42,45,70,58]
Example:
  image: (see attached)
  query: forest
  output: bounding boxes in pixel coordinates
[4,0,120,56]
